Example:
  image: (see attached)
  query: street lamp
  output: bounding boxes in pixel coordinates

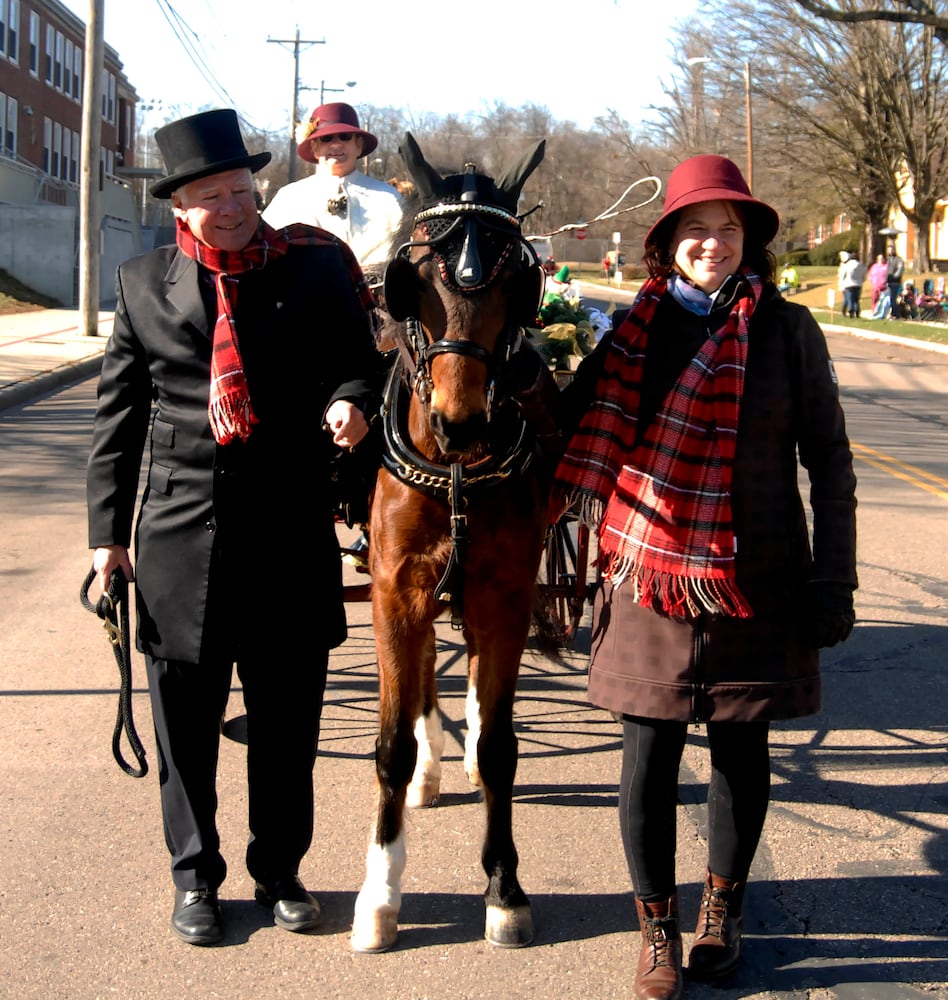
[320,80,357,104]
[686,56,753,191]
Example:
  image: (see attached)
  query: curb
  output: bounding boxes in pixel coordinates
[821,321,948,355]
[0,354,103,412]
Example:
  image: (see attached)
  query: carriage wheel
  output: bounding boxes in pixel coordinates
[534,516,591,646]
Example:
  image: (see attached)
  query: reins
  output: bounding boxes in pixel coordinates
[79,568,148,778]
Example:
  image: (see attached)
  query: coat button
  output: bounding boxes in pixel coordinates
[205,520,215,532]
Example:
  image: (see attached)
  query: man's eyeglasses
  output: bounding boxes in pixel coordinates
[316,133,356,144]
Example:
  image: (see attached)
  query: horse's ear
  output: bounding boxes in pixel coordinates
[493,140,546,213]
[383,256,421,322]
[398,132,444,206]
[510,263,545,329]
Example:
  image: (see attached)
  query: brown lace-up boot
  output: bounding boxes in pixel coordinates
[634,894,683,1000]
[687,870,745,980]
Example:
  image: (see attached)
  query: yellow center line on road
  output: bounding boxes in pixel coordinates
[851,442,948,500]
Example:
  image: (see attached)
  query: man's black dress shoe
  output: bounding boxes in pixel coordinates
[171,887,223,945]
[254,876,320,932]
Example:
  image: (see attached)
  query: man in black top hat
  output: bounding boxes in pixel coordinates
[86,108,382,946]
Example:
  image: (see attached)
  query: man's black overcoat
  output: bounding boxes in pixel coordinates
[87,241,380,663]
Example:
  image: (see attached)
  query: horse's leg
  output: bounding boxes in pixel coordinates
[406,643,443,807]
[352,615,435,953]
[464,665,482,788]
[469,628,535,948]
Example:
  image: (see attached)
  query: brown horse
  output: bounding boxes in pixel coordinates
[351,134,552,952]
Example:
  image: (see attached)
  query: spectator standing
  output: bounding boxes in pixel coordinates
[868,253,888,310]
[86,110,382,947]
[841,252,867,318]
[885,244,906,318]
[555,154,858,999]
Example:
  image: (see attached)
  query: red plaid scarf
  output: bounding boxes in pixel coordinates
[175,219,376,445]
[554,271,761,619]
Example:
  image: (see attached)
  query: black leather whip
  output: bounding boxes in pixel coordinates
[79,567,148,778]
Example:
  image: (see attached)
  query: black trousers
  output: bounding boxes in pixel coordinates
[145,648,329,891]
[619,716,771,902]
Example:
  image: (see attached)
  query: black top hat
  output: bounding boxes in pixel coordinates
[149,109,271,199]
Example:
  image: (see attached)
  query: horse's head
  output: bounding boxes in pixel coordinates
[383,133,545,459]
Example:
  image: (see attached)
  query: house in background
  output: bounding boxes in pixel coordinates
[0,0,140,305]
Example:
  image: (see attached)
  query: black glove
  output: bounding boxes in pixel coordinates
[801,582,855,648]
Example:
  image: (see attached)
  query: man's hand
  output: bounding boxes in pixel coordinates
[324,400,369,450]
[93,545,134,595]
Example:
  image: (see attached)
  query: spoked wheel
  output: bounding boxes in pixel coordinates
[533,515,591,647]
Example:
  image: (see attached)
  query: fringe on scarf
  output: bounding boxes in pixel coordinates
[208,392,258,445]
[602,549,752,620]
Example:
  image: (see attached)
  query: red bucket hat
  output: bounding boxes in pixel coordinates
[297,102,378,163]
[645,155,779,249]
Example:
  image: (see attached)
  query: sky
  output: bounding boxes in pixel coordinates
[62,0,700,137]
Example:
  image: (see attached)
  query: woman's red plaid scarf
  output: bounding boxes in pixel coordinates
[175,218,376,445]
[554,270,762,619]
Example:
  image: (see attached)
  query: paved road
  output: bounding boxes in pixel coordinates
[0,310,946,999]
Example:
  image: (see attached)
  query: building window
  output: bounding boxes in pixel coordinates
[101,69,116,123]
[52,120,60,176]
[70,129,78,182]
[28,9,37,75]
[0,1,6,59]
[44,24,52,83]
[60,126,69,179]
[6,0,17,63]
[72,45,81,100]
[42,115,50,171]
[0,93,5,153]
[54,29,63,90]
[64,39,72,97]
[4,94,15,154]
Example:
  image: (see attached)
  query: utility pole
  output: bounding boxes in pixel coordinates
[267,29,324,184]
[79,0,105,336]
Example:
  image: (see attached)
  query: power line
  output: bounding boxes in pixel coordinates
[151,0,269,133]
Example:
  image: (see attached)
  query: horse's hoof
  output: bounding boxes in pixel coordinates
[351,905,399,953]
[485,903,535,948]
[464,756,483,789]
[405,776,440,808]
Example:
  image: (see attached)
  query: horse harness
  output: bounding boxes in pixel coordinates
[381,164,543,627]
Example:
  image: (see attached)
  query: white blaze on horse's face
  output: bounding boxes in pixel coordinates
[414,256,509,459]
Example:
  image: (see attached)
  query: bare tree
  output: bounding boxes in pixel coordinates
[794,0,948,43]
[668,0,948,269]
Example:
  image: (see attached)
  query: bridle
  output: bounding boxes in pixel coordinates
[381,162,542,501]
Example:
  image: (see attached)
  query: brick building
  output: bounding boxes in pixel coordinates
[0,0,140,304]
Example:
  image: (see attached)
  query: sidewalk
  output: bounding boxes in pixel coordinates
[0,307,114,411]
[3,304,948,416]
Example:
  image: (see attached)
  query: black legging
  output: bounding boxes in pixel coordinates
[619,716,771,902]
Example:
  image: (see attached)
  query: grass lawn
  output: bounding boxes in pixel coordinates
[0,269,62,313]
